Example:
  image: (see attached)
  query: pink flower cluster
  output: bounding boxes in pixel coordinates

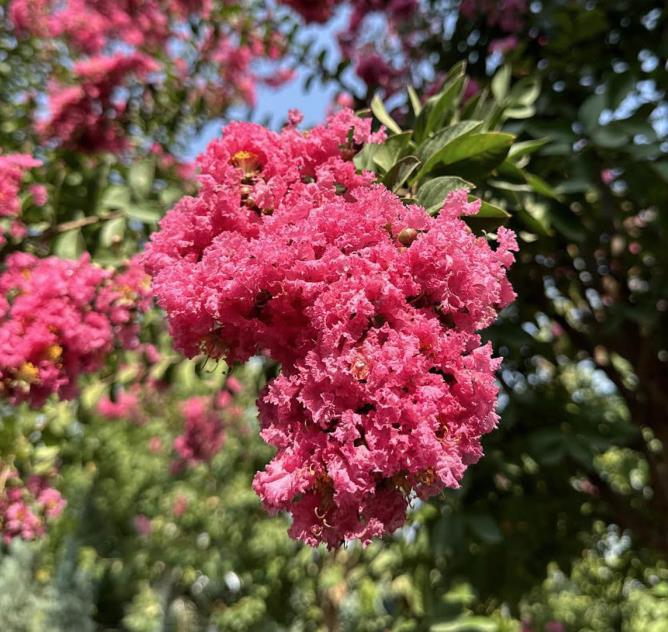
[38,53,159,153]
[280,0,418,95]
[10,0,294,153]
[10,0,211,54]
[0,254,150,408]
[172,397,225,470]
[0,154,41,218]
[0,153,42,246]
[143,109,517,547]
[0,468,65,543]
[97,387,141,422]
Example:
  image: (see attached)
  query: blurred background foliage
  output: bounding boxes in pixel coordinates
[1,0,667,630]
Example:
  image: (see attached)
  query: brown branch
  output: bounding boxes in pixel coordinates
[47,210,125,235]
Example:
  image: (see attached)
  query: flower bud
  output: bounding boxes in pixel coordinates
[397,227,418,246]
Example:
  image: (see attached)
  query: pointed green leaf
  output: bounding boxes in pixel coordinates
[54,228,85,259]
[99,185,131,211]
[473,197,511,219]
[382,156,421,191]
[416,121,483,164]
[407,86,422,116]
[414,65,467,142]
[100,216,127,248]
[416,132,514,181]
[508,76,541,107]
[579,92,606,131]
[128,159,155,199]
[507,138,550,159]
[370,94,402,134]
[371,131,414,172]
[491,64,512,102]
[127,204,162,224]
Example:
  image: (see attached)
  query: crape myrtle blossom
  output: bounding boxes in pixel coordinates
[10,0,295,153]
[0,254,150,408]
[172,396,226,471]
[38,53,159,153]
[9,0,214,54]
[0,153,42,247]
[0,466,65,543]
[143,109,517,547]
[172,377,243,471]
[0,154,41,218]
[280,0,419,95]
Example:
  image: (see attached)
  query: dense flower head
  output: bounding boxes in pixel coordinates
[172,397,225,470]
[0,467,65,543]
[0,254,150,407]
[0,154,41,219]
[143,109,517,547]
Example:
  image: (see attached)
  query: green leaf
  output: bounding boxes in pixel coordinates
[127,204,162,224]
[160,186,183,207]
[578,93,606,131]
[417,176,473,214]
[371,131,413,172]
[508,138,550,159]
[467,514,503,544]
[414,62,466,141]
[100,216,127,248]
[353,143,380,171]
[54,228,85,259]
[652,161,668,183]
[99,185,131,211]
[503,105,535,120]
[473,198,511,219]
[524,172,561,199]
[426,75,466,135]
[128,159,155,199]
[370,94,402,134]
[416,120,483,164]
[591,126,629,149]
[491,64,512,102]
[383,156,421,191]
[508,76,541,107]
[416,132,514,181]
[407,85,422,116]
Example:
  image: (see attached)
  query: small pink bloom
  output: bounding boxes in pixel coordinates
[133,514,152,535]
[29,184,48,206]
[489,35,519,55]
[172,495,188,517]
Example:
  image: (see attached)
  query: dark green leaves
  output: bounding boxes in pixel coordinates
[414,61,467,142]
[416,132,514,181]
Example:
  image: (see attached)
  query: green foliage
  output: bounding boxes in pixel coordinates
[0,540,95,632]
[356,63,547,239]
[2,1,668,630]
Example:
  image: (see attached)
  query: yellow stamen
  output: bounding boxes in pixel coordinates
[16,362,39,383]
[45,345,63,362]
[230,150,261,175]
